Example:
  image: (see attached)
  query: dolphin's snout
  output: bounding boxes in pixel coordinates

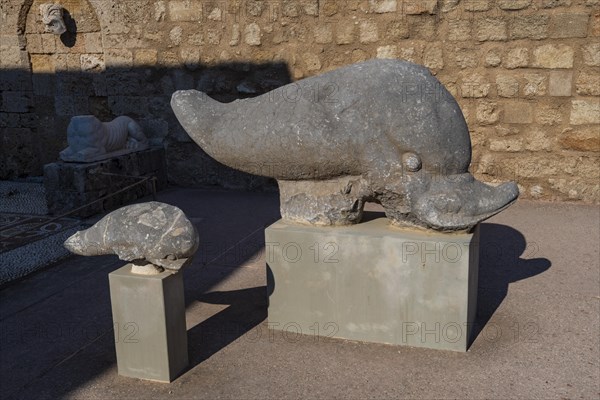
[64,231,104,256]
[64,232,84,254]
[413,174,519,231]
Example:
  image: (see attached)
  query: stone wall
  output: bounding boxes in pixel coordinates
[1,0,599,203]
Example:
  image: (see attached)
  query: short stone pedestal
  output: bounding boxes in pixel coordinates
[109,264,188,382]
[265,218,479,352]
[44,147,167,217]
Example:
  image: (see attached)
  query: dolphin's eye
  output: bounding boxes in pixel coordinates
[433,194,462,214]
[402,152,421,172]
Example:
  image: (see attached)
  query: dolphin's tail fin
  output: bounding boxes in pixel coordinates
[171,90,226,146]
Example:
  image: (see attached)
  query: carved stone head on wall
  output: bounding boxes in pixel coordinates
[40,3,66,35]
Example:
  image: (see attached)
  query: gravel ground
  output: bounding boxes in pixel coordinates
[0,227,79,285]
[0,180,48,215]
[0,180,82,285]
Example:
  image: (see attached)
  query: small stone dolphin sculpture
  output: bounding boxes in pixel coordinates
[64,202,199,272]
[171,59,519,231]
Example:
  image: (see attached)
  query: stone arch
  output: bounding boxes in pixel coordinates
[22,0,104,173]
[17,0,34,36]
[24,0,102,61]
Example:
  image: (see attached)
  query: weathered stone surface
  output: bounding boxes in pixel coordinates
[592,10,600,36]
[582,43,600,66]
[410,15,437,40]
[0,91,33,113]
[314,24,333,43]
[304,53,322,71]
[525,129,552,151]
[549,13,590,38]
[171,60,518,231]
[336,22,355,44]
[44,147,168,217]
[476,18,507,41]
[570,100,600,125]
[536,103,564,125]
[369,0,397,13]
[105,48,133,67]
[448,19,471,41]
[244,23,261,46]
[1,128,37,179]
[549,71,573,96]
[168,1,202,21]
[476,101,501,125]
[490,138,523,152]
[504,102,533,124]
[398,46,419,63]
[532,44,574,68]
[559,128,600,151]
[509,15,548,40]
[385,20,409,40]
[403,0,437,14]
[484,49,502,67]
[440,0,461,12]
[64,202,198,271]
[548,177,599,203]
[60,116,149,163]
[423,44,444,69]
[455,48,478,69]
[465,0,492,11]
[84,32,103,53]
[359,20,379,43]
[496,74,520,97]
[80,54,104,72]
[542,0,572,8]
[523,73,547,97]
[505,48,529,69]
[461,72,490,98]
[376,45,397,59]
[576,72,600,96]
[498,0,531,9]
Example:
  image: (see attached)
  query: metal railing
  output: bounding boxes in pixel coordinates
[0,173,158,242]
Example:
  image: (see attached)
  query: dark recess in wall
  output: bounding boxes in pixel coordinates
[0,61,292,192]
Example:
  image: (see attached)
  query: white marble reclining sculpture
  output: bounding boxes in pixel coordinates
[59,115,149,163]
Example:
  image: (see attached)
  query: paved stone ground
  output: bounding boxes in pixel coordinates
[1,187,598,399]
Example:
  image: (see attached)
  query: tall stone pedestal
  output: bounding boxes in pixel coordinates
[265,218,479,352]
[109,264,188,382]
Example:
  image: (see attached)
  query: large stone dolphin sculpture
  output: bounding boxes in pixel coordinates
[171,59,518,231]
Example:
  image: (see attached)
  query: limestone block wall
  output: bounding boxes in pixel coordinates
[1,0,598,203]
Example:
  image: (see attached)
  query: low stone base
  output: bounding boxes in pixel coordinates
[265,217,479,352]
[43,147,167,217]
[109,264,188,383]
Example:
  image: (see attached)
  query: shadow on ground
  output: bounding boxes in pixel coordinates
[0,188,281,399]
[1,198,553,398]
[472,222,552,345]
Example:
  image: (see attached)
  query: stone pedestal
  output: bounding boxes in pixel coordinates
[265,217,479,352]
[109,264,188,382]
[43,147,167,217]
